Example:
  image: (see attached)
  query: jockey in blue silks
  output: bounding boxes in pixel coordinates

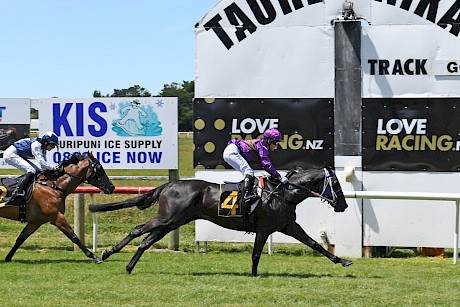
[3,131,59,201]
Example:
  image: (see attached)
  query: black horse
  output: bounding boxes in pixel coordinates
[89,167,353,275]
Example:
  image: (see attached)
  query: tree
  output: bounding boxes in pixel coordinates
[92,85,151,98]
[158,81,194,131]
[111,85,152,97]
[93,81,194,131]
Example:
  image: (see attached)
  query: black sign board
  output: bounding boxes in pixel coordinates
[363,98,460,171]
[193,98,334,171]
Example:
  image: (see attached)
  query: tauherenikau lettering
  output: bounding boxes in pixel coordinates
[203,0,322,50]
[202,0,460,50]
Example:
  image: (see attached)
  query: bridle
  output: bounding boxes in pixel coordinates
[64,158,103,183]
[285,168,342,207]
[38,157,108,193]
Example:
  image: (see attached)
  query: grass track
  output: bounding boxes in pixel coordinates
[0,250,459,306]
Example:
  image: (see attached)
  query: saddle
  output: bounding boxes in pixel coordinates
[218,177,264,217]
[0,175,33,207]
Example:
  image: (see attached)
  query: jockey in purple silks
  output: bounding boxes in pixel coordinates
[223,128,288,207]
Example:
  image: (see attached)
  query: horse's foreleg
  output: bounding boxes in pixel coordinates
[282,222,353,267]
[51,212,102,264]
[102,223,146,260]
[251,232,270,277]
[5,223,41,262]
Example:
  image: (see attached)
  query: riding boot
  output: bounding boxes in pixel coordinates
[243,175,257,215]
[11,172,35,200]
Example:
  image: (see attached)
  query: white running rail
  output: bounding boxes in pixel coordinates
[343,191,460,264]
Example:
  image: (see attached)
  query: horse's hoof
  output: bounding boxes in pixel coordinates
[4,257,11,263]
[126,264,134,275]
[101,250,110,261]
[341,259,353,267]
[94,256,103,264]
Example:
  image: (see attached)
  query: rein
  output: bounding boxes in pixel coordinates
[39,158,100,193]
[286,168,340,207]
[36,181,65,192]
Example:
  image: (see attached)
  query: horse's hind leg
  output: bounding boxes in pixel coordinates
[102,223,147,260]
[282,222,353,267]
[126,227,171,274]
[102,217,173,265]
[5,223,41,262]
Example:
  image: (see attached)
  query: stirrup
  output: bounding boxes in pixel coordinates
[13,190,25,197]
[244,194,258,205]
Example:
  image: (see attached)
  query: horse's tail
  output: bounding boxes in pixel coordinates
[88,183,168,212]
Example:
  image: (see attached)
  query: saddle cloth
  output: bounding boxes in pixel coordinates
[0,175,32,207]
[218,177,264,217]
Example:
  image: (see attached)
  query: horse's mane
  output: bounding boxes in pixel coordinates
[41,152,87,180]
[58,152,86,167]
[284,165,335,182]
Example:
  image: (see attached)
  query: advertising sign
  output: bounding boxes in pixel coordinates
[38,98,178,169]
[0,99,30,160]
[193,98,334,171]
[363,98,460,171]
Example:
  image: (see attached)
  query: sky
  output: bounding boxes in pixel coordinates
[0,0,218,98]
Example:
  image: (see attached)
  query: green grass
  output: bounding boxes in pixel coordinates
[1,135,460,305]
[0,249,459,306]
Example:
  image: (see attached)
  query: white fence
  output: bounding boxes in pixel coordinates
[343,191,460,265]
[194,190,460,264]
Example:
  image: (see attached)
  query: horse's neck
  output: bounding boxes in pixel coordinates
[57,163,88,192]
[285,171,324,204]
[262,178,280,192]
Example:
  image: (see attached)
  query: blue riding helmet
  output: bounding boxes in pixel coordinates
[41,131,59,147]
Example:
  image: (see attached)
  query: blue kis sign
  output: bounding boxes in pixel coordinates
[38,98,178,169]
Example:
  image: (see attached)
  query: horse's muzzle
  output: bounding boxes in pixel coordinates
[103,185,116,194]
[334,200,348,212]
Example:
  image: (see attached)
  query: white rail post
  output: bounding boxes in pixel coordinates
[91,194,98,252]
[268,234,273,255]
[73,192,85,250]
[455,200,459,265]
[168,169,180,250]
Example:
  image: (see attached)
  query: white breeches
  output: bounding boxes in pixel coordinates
[223,143,254,177]
[3,146,40,173]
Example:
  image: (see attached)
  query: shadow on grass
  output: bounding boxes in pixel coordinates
[187,271,375,279]
[1,258,94,264]
[1,257,132,265]
[19,245,74,251]
[190,271,332,278]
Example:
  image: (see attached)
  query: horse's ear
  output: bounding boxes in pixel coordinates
[286,166,303,178]
[321,162,335,171]
[70,154,81,164]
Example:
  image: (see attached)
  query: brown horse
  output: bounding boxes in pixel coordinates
[0,152,115,263]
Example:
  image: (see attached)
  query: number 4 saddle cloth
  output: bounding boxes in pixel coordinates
[218,177,264,217]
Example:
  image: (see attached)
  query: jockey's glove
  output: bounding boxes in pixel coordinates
[280,176,289,184]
